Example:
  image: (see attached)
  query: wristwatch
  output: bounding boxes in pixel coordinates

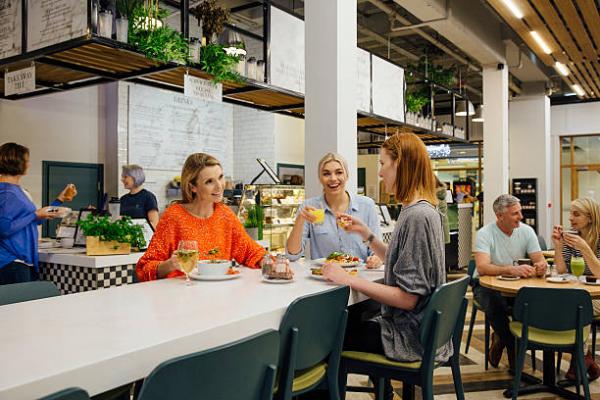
[363,233,375,245]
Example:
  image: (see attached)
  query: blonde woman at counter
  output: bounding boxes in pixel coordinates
[285,152,382,267]
[136,153,265,281]
[0,142,77,284]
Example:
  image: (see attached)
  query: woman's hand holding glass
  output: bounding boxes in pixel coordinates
[297,205,321,224]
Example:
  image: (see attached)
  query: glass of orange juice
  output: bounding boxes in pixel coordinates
[309,208,325,224]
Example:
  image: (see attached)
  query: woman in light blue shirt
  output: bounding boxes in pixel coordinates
[286,153,382,266]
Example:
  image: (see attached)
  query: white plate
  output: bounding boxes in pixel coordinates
[262,276,295,284]
[306,270,328,281]
[312,258,361,268]
[189,271,241,281]
[497,275,520,281]
[546,276,570,284]
[39,241,60,249]
[362,265,385,272]
[583,280,600,286]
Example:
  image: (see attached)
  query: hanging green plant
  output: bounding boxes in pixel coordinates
[200,43,245,83]
[406,56,457,88]
[405,92,429,113]
[129,2,189,65]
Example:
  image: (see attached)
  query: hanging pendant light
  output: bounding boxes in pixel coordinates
[455,100,475,116]
[472,105,484,122]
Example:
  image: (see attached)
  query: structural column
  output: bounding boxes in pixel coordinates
[509,92,551,241]
[304,0,357,197]
[482,65,509,225]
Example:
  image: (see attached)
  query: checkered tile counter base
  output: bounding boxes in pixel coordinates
[382,231,393,244]
[40,262,135,294]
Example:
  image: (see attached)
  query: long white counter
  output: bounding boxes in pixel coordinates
[0,261,382,400]
[38,249,144,294]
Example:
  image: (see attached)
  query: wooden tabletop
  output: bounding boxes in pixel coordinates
[479,275,600,298]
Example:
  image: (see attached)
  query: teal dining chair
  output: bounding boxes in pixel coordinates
[275,285,350,400]
[464,260,492,369]
[339,276,470,400]
[137,329,279,400]
[39,387,90,400]
[510,287,593,400]
[0,281,60,305]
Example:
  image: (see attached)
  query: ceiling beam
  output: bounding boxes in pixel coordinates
[357,24,420,61]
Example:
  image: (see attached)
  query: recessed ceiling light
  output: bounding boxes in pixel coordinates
[571,84,585,97]
[554,61,569,76]
[564,92,577,96]
[502,0,524,19]
[531,31,552,54]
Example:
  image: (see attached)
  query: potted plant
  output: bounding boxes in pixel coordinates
[116,0,141,42]
[200,43,245,83]
[191,0,229,44]
[77,214,146,255]
[244,204,263,240]
[129,0,189,64]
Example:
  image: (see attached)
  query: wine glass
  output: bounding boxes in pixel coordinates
[176,240,199,285]
[570,256,585,281]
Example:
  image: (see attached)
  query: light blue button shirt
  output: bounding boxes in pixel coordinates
[474,222,541,278]
[285,193,381,261]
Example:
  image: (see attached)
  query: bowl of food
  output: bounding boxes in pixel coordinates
[196,259,231,275]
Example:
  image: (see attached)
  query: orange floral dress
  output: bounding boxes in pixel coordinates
[137,203,265,281]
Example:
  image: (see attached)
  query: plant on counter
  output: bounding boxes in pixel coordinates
[77,214,146,250]
[200,43,245,83]
[116,0,141,19]
[191,0,230,42]
[243,204,264,240]
[129,0,189,64]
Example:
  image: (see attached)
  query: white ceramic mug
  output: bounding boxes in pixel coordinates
[61,238,75,248]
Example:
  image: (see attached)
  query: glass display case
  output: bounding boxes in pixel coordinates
[238,184,305,251]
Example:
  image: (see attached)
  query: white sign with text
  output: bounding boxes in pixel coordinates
[5,65,35,96]
[184,74,223,103]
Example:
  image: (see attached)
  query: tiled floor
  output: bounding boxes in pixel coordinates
[345,294,600,399]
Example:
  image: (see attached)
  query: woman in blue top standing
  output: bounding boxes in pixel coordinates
[286,152,382,267]
[0,143,75,284]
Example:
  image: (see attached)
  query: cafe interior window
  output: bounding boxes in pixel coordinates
[560,135,600,224]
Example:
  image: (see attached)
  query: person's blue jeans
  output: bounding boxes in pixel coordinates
[0,261,35,285]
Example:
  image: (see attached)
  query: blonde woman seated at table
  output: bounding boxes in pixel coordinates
[552,197,600,381]
[137,153,266,281]
[285,152,382,268]
[322,133,451,399]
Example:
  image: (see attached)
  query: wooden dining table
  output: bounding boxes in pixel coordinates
[479,274,600,400]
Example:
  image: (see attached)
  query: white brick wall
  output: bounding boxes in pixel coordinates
[233,107,276,184]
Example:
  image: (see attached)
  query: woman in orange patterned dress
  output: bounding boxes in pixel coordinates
[137,153,266,281]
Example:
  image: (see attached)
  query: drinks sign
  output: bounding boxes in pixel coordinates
[183,74,222,103]
[4,65,35,96]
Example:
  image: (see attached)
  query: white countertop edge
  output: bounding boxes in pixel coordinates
[38,252,144,268]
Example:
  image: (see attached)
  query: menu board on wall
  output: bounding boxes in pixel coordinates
[372,55,405,123]
[269,6,305,94]
[356,48,371,113]
[27,0,87,52]
[128,85,233,174]
[0,0,22,59]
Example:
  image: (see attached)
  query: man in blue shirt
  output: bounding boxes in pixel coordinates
[474,194,546,370]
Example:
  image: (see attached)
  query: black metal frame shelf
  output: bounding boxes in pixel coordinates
[0,0,469,145]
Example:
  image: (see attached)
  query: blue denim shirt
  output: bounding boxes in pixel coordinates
[286,193,381,261]
[0,183,60,271]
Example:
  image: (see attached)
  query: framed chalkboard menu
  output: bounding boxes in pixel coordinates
[27,0,87,52]
[0,0,22,59]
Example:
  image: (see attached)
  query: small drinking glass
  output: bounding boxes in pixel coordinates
[176,240,199,285]
[571,257,585,281]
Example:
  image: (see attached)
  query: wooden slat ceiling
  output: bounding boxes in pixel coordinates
[487,0,600,98]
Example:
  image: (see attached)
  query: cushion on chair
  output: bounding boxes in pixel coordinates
[510,322,591,346]
[341,351,423,370]
[274,361,328,394]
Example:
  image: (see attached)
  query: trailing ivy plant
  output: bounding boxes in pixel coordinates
[200,43,244,83]
[77,214,146,250]
[129,3,189,65]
